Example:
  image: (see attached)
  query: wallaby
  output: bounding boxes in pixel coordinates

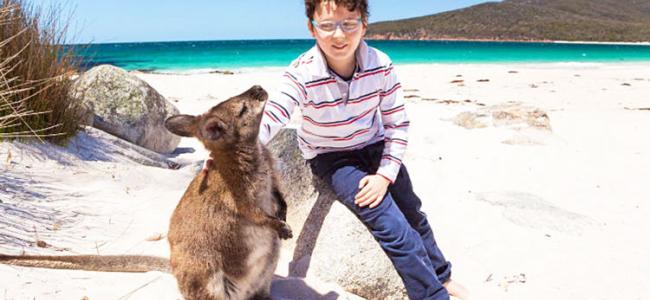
[164,85,291,300]
[0,85,292,300]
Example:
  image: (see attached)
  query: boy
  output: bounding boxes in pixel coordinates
[212,0,469,299]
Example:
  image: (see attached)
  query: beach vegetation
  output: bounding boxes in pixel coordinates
[0,0,82,143]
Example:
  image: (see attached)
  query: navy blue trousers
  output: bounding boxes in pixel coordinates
[308,141,451,300]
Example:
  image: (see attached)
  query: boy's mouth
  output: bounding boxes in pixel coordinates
[332,44,348,50]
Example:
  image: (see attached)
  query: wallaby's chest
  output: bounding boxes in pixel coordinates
[171,169,274,223]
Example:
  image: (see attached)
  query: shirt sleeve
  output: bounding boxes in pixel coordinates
[258,70,305,145]
[376,63,409,183]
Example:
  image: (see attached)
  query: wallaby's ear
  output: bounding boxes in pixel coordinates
[165,115,197,137]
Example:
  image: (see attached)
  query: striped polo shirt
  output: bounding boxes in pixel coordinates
[259,40,409,183]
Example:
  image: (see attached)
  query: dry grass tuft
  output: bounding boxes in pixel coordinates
[0,0,83,143]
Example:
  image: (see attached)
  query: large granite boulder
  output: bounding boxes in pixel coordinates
[70,65,181,153]
[268,129,408,300]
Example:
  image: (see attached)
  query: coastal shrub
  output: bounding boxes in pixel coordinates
[0,0,82,143]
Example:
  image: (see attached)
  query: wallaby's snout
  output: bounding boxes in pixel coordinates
[245,85,268,102]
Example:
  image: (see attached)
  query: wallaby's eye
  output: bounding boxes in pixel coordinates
[238,105,248,117]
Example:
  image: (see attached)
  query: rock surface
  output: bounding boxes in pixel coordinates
[268,129,408,300]
[70,65,181,153]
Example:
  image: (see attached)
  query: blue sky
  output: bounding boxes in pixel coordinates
[34,0,497,43]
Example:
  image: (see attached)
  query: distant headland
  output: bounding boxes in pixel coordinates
[366,0,650,43]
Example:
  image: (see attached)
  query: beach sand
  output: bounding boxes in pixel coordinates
[1,62,649,299]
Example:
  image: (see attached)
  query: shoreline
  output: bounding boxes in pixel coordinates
[552,40,650,46]
[73,38,650,47]
[128,60,650,75]
[365,37,650,46]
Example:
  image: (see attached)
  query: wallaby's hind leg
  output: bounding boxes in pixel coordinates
[177,279,220,300]
[174,268,225,300]
[249,270,274,300]
[250,290,273,300]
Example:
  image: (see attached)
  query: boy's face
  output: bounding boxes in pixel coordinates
[308,2,366,66]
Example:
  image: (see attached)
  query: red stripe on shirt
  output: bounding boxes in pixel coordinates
[384,138,408,146]
[382,155,402,164]
[306,79,337,88]
[284,74,307,96]
[382,106,405,116]
[268,102,289,119]
[384,66,394,77]
[384,123,410,129]
[333,129,371,141]
[304,98,344,109]
[264,111,281,123]
[303,108,375,128]
[381,84,402,97]
[306,91,379,110]
[348,91,380,104]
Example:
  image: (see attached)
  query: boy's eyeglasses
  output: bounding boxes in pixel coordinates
[311,18,363,34]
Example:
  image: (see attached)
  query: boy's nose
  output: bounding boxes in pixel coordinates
[332,25,345,38]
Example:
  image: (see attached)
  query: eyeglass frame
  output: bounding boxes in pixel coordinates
[310,17,364,34]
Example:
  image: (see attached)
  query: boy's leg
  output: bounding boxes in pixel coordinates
[388,164,452,283]
[310,157,449,300]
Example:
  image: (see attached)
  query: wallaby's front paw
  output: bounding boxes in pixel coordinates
[278,222,293,240]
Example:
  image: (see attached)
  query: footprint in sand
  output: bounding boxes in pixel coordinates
[485,273,527,292]
[474,191,600,235]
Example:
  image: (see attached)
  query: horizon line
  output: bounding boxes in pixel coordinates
[66,38,650,47]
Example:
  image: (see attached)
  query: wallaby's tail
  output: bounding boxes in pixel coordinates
[0,254,170,273]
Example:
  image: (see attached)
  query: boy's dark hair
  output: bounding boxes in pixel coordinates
[305,0,369,22]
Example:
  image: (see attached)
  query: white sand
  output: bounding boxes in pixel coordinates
[1,62,649,299]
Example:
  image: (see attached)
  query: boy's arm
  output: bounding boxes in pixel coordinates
[376,63,409,184]
[258,71,304,145]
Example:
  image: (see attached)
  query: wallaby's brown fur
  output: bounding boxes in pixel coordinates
[164,85,291,300]
[0,85,291,300]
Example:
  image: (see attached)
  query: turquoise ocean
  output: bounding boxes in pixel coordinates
[70,39,650,72]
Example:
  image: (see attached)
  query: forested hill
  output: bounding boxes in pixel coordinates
[366,0,650,42]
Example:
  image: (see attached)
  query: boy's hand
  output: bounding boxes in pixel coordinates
[355,175,391,208]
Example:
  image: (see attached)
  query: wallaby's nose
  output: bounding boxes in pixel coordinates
[246,85,268,101]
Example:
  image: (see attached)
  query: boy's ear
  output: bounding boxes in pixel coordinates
[307,19,316,38]
[165,114,197,137]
